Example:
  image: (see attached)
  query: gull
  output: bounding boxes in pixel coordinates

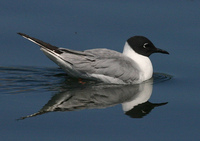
[18,33,169,84]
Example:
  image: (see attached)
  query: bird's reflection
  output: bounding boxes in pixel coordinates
[19,77,168,120]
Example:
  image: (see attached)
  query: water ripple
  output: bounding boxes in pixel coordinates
[0,66,172,94]
[0,66,67,94]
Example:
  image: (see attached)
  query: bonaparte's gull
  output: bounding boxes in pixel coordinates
[18,33,169,84]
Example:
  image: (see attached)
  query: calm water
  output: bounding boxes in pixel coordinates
[1,1,200,141]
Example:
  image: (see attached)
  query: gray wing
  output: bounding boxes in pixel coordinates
[60,48,140,83]
[17,33,140,83]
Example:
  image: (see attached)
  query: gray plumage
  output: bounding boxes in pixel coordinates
[58,48,140,83]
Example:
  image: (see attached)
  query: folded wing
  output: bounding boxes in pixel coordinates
[60,48,140,83]
[18,33,140,84]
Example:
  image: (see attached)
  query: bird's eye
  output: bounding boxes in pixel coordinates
[143,43,149,49]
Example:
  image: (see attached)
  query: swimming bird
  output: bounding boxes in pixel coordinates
[17,33,169,84]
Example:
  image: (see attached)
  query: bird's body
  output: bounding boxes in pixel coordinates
[18,33,169,84]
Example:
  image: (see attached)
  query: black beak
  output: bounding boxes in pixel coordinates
[155,48,169,55]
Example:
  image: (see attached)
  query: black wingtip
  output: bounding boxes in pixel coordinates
[17,32,22,35]
[17,32,29,37]
[17,32,24,36]
[17,32,62,54]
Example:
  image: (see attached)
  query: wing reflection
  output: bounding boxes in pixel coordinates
[19,78,167,120]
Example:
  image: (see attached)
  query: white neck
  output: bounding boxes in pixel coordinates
[122,42,153,82]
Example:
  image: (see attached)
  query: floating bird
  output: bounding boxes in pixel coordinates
[18,33,169,84]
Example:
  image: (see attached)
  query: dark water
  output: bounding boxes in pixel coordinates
[1,0,200,141]
[0,66,173,139]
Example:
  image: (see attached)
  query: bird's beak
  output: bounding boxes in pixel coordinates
[155,48,169,55]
